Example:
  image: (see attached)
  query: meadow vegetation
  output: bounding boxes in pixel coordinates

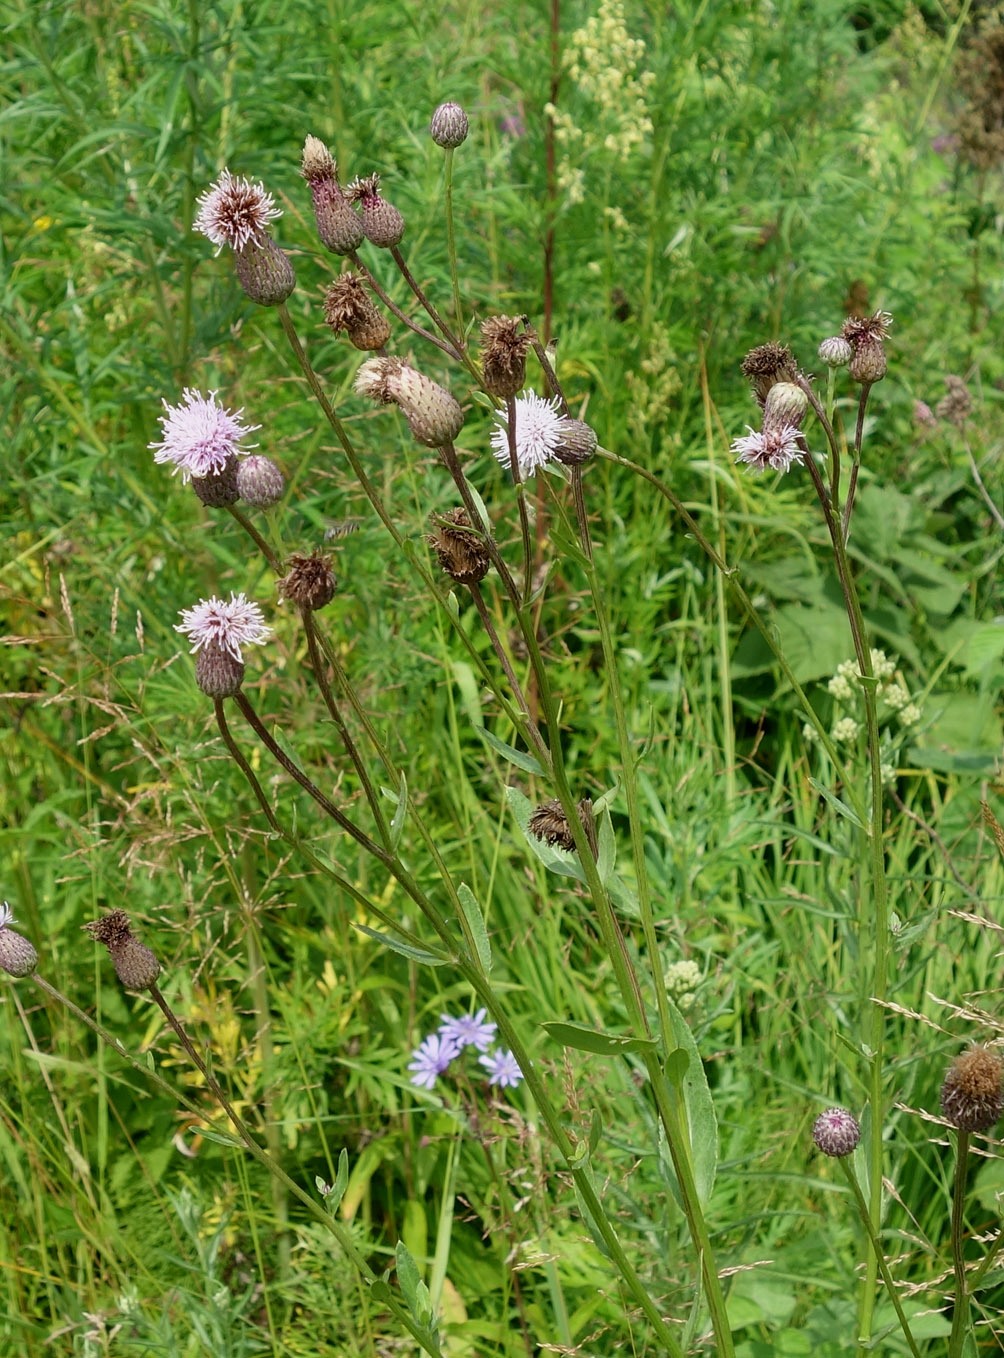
[3,0,1004,1354]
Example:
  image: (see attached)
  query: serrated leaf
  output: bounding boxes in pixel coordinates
[457,882,492,974]
[354,924,448,966]
[541,1021,658,1056]
[478,727,544,776]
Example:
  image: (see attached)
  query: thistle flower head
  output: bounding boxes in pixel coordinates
[430,102,470,148]
[841,311,892,384]
[323,272,391,350]
[194,169,281,254]
[740,342,799,405]
[302,137,365,254]
[191,458,240,507]
[194,643,244,698]
[528,797,596,855]
[427,507,491,586]
[554,418,597,467]
[731,425,804,475]
[812,1107,861,1157]
[300,135,338,184]
[280,551,339,611]
[935,375,972,429]
[818,336,853,368]
[490,391,567,478]
[354,357,464,446]
[235,455,285,508]
[479,315,532,398]
[149,389,259,483]
[84,910,161,991]
[841,311,893,346]
[762,381,808,434]
[940,1045,1004,1132]
[0,902,38,978]
[347,173,406,248]
[175,592,271,662]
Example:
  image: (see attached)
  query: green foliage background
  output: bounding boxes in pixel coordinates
[2,0,1004,1353]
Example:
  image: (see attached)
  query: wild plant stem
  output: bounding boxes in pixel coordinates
[948,1131,971,1358]
[441,147,465,337]
[348,251,464,363]
[388,245,479,380]
[225,504,282,572]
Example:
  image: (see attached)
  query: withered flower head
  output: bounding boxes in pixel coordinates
[347,173,406,249]
[480,316,532,398]
[84,910,161,991]
[323,272,391,351]
[280,550,338,610]
[840,311,893,346]
[528,798,596,857]
[935,375,971,429]
[840,312,892,386]
[940,1044,1004,1132]
[354,357,464,447]
[740,342,799,406]
[301,137,365,255]
[427,507,491,586]
[300,135,338,184]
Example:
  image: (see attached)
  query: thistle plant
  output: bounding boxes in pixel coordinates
[16,89,999,1358]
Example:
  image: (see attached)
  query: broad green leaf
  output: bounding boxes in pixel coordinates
[808,779,867,830]
[457,882,492,974]
[596,802,616,883]
[663,997,717,1207]
[395,1240,434,1328]
[542,1021,657,1056]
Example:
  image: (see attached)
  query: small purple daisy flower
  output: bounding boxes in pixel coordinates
[408,1033,461,1090]
[175,593,271,662]
[479,1048,523,1089]
[491,391,567,478]
[438,1009,498,1053]
[731,425,804,475]
[194,169,282,254]
[150,389,259,482]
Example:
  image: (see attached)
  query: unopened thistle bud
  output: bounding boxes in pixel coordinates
[740,342,799,406]
[301,136,366,255]
[0,903,38,978]
[554,418,597,466]
[480,315,531,398]
[841,311,892,385]
[323,272,391,351]
[430,102,469,148]
[812,1107,861,1157]
[762,381,808,434]
[528,797,597,857]
[347,174,406,249]
[195,640,245,697]
[818,336,852,368]
[236,455,285,507]
[191,456,240,508]
[280,550,338,610]
[427,507,491,585]
[84,910,161,991]
[940,1045,1004,1132]
[355,356,465,447]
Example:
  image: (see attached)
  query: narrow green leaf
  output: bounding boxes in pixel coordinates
[478,727,544,776]
[596,802,616,883]
[354,924,448,966]
[395,1240,434,1327]
[457,882,492,974]
[809,778,868,830]
[381,772,409,850]
[663,998,718,1207]
[542,1020,658,1056]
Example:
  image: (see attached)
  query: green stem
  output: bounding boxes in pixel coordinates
[441,147,465,336]
[948,1130,972,1358]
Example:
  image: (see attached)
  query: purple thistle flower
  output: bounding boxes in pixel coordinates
[408,1033,461,1090]
[438,1008,498,1053]
[175,593,271,662]
[150,389,259,482]
[490,391,567,478]
[479,1048,523,1089]
[194,169,281,253]
[731,424,804,475]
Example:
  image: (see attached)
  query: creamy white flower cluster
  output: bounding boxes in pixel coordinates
[826,650,921,728]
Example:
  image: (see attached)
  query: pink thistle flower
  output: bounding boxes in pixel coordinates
[194,169,281,254]
[731,425,804,475]
[150,389,259,482]
[175,593,271,662]
[490,391,567,478]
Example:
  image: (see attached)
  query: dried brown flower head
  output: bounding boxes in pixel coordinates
[841,311,892,385]
[84,910,161,991]
[427,507,491,586]
[323,272,391,351]
[740,342,799,406]
[528,798,597,857]
[935,375,971,429]
[480,316,532,398]
[957,18,1004,171]
[280,550,338,610]
[940,1044,1004,1132]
